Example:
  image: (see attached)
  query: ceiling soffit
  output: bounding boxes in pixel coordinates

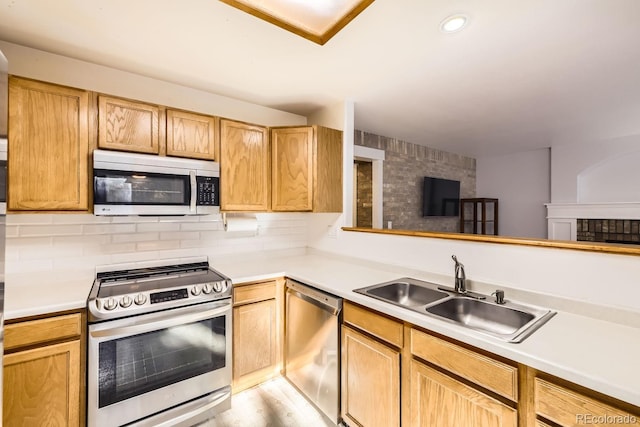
[219,0,374,45]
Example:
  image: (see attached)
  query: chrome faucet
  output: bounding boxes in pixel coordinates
[452,255,466,293]
[438,255,485,299]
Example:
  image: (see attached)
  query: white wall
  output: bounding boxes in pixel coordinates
[476,148,550,238]
[308,226,640,313]
[0,41,306,126]
[306,100,355,236]
[551,133,640,203]
[578,150,640,203]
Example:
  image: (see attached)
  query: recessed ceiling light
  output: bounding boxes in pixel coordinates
[440,14,468,33]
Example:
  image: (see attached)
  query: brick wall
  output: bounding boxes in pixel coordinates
[354,130,476,232]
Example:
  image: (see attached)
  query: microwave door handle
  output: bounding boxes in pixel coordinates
[189,170,197,212]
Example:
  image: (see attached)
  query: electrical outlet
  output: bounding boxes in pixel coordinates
[327,224,337,239]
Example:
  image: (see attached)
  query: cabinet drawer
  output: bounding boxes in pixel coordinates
[535,378,640,426]
[343,301,403,348]
[4,313,82,351]
[410,328,518,401]
[234,281,277,305]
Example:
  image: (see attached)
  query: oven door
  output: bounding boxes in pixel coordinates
[88,300,232,427]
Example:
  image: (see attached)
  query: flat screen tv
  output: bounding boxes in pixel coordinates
[422,177,460,217]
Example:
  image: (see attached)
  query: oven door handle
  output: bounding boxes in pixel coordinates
[90,303,230,340]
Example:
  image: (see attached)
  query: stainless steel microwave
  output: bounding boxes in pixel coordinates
[93,149,219,216]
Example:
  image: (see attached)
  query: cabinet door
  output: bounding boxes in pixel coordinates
[341,325,400,427]
[166,109,217,160]
[313,126,343,212]
[232,299,278,392]
[3,340,81,427]
[410,359,517,427]
[98,95,159,154]
[271,127,313,211]
[220,119,269,211]
[8,77,90,211]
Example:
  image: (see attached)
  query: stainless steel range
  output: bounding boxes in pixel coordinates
[87,258,233,427]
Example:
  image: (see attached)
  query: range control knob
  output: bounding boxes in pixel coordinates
[202,283,213,294]
[191,285,202,296]
[103,298,117,311]
[120,295,133,308]
[134,293,147,306]
[212,281,225,293]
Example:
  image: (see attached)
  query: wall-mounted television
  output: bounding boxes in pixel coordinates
[422,177,460,217]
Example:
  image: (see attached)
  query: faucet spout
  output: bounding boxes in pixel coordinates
[452,255,466,294]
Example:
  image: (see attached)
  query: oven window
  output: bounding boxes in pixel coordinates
[94,169,189,205]
[98,317,226,408]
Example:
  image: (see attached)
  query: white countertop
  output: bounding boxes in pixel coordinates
[212,252,640,408]
[5,251,640,408]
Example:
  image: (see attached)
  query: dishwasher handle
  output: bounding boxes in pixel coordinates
[286,279,342,315]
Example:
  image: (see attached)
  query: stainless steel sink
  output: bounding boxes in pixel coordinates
[425,297,554,342]
[363,280,450,307]
[354,277,555,343]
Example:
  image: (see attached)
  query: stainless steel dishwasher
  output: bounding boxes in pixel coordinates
[285,279,342,425]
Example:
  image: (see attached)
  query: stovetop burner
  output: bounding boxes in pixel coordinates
[88,259,232,323]
[97,261,210,283]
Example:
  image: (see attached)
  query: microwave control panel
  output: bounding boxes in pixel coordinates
[196,176,219,206]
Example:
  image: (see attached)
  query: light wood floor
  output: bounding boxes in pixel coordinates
[202,377,337,427]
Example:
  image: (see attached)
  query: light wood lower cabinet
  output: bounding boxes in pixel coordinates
[341,301,401,427]
[409,359,517,427]
[534,377,640,427]
[410,328,518,402]
[341,325,400,427]
[232,279,283,393]
[2,311,85,427]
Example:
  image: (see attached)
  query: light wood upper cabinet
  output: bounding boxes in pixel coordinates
[166,109,218,160]
[271,125,342,212]
[98,95,160,154]
[3,312,84,427]
[220,119,269,211]
[8,77,90,211]
[271,126,313,211]
[314,125,343,212]
[410,359,517,427]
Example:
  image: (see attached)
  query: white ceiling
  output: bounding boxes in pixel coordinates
[1,0,639,158]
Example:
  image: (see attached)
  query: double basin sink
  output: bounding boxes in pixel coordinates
[354,278,555,343]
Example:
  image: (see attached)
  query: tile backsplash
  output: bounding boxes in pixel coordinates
[6,213,309,278]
